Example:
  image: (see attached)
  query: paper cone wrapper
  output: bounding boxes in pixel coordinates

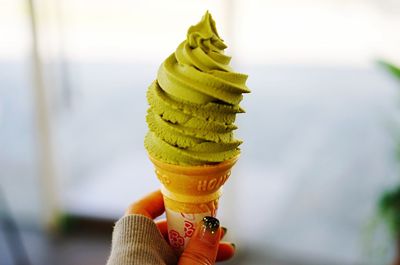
[149,155,238,253]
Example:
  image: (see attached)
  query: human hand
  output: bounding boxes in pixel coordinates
[126,190,236,265]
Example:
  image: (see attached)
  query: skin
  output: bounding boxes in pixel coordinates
[125,190,236,264]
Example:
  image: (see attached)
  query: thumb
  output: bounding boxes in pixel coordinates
[178,216,221,265]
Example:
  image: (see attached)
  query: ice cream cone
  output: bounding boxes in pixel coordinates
[148,155,238,253]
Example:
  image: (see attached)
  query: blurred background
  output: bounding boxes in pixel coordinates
[1,0,400,264]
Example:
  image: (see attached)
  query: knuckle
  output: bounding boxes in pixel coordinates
[180,251,213,265]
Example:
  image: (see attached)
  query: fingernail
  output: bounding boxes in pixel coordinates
[199,216,220,245]
[221,226,227,235]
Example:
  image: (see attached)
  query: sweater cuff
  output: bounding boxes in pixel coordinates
[106,215,177,265]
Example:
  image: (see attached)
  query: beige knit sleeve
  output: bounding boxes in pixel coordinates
[106,215,178,265]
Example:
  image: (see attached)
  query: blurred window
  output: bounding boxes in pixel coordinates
[2,0,400,264]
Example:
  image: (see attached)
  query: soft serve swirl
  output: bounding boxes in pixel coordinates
[145,11,250,165]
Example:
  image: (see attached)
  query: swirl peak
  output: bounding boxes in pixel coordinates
[187,11,227,52]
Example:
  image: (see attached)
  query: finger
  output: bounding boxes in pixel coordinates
[125,190,164,219]
[155,220,169,242]
[216,242,236,262]
[178,216,221,265]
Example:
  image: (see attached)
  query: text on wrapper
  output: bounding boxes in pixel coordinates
[197,172,230,191]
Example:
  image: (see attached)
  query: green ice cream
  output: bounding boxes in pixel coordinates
[145,11,250,165]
